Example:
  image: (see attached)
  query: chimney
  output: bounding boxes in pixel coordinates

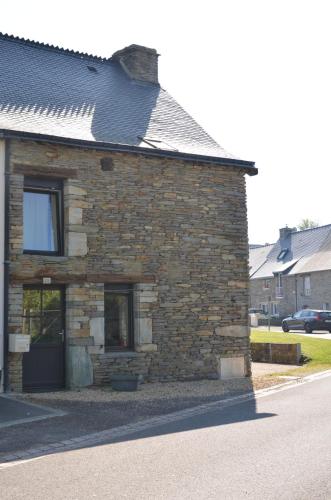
[279,226,297,240]
[112,44,159,84]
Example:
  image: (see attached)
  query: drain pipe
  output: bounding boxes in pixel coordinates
[3,139,10,392]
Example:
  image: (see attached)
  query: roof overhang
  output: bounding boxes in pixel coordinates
[273,258,299,275]
[0,128,258,175]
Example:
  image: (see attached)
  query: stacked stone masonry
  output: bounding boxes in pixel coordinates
[7,139,250,391]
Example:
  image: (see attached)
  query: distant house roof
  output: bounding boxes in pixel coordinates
[0,33,256,173]
[249,224,331,279]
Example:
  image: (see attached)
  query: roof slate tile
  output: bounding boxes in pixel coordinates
[0,33,247,163]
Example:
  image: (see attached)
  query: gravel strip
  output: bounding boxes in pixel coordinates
[19,376,283,404]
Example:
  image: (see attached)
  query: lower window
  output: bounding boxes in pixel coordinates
[104,284,134,351]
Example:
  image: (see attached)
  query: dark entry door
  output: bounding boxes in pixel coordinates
[22,286,65,392]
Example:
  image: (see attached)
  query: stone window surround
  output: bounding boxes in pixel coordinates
[88,283,158,356]
[104,283,134,352]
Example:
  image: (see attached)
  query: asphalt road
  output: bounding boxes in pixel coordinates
[254,326,331,340]
[2,374,331,500]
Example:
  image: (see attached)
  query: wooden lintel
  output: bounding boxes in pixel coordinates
[13,163,78,179]
[10,273,156,285]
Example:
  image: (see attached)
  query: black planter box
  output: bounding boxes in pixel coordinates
[110,374,139,392]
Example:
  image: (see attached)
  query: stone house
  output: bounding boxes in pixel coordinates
[0,33,256,392]
[249,225,331,318]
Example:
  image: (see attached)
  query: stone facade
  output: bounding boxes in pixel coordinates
[6,138,251,391]
[250,270,331,318]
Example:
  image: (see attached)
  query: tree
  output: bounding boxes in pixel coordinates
[297,218,319,230]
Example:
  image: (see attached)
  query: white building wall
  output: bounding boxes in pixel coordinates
[0,140,5,392]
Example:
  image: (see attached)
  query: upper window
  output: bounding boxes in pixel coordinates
[104,284,134,351]
[303,276,311,296]
[277,249,288,261]
[263,279,271,289]
[23,177,63,255]
[277,273,283,287]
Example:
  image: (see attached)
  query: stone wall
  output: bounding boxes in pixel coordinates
[7,139,251,390]
[251,342,301,365]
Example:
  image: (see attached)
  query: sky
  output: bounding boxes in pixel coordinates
[2,0,330,244]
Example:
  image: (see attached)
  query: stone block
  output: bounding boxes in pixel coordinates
[215,325,248,337]
[89,317,105,354]
[137,317,153,344]
[218,356,246,379]
[68,232,87,256]
[66,345,93,388]
[135,344,158,353]
[66,185,87,196]
[68,207,83,225]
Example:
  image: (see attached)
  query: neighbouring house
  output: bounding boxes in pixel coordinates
[0,33,256,392]
[249,225,331,319]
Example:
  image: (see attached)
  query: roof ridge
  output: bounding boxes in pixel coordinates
[250,242,275,249]
[0,31,109,63]
[293,223,331,236]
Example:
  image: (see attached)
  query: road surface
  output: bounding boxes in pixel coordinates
[1,374,331,500]
[253,325,331,340]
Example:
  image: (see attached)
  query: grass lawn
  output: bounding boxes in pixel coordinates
[251,330,331,376]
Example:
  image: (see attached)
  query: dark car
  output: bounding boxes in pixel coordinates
[282,309,331,333]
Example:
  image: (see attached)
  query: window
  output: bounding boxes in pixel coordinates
[23,177,63,254]
[276,273,283,298]
[303,276,311,296]
[263,279,271,289]
[271,303,279,316]
[104,284,134,351]
[323,303,330,310]
[277,249,288,261]
[260,303,268,315]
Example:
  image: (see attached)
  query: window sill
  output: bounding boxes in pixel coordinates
[105,351,138,358]
[22,253,68,261]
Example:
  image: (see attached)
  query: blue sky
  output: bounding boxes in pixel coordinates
[2,0,330,243]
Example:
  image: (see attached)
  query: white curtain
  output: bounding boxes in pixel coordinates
[23,192,56,251]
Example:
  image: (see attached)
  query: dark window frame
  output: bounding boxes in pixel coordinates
[104,284,134,352]
[23,177,64,256]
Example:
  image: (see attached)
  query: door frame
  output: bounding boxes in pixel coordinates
[22,284,66,391]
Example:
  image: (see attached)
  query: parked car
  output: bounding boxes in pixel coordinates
[282,309,331,333]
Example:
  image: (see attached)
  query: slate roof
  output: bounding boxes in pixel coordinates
[250,224,331,279]
[0,33,255,170]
